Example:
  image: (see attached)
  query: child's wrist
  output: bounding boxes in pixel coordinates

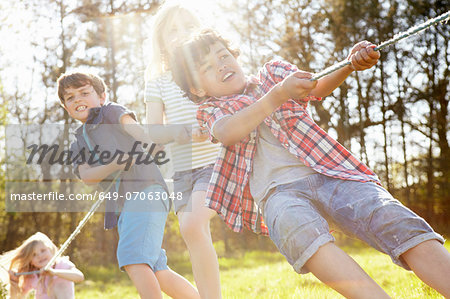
[346,61,356,72]
[271,84,288,104]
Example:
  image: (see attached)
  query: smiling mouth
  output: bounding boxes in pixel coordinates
[37,258,48,265]
[76,105,87,112]
[222,72,234,82]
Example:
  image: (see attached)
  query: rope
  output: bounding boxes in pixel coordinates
[13,170,122,277]
[311,10,450,81]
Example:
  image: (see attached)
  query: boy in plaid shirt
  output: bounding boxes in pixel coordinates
[171,29,450,298]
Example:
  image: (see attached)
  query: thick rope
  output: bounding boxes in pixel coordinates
[13,171,122,276]
[311,10,450,81]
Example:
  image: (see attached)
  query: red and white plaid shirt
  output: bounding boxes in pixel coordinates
[197,60,380,235]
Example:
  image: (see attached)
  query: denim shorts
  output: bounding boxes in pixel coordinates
[172,164,213,213]
[262,173,444,274]
[117,184,170,272]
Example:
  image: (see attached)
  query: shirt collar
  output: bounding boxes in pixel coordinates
[243,75,260,94]
[85,106,103,124]
[74,106,104,136]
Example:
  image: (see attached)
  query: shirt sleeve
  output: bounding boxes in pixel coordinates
[144,79,163,104]
[103,103,137,124]
[196,95,257,143]
[260,60,299,84]
[197,102,234,143]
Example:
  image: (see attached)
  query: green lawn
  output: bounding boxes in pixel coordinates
[75,240,449,298]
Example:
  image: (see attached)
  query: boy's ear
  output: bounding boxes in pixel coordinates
[99,92,106,105]
[189,87,206,98]
[61,103,69,112]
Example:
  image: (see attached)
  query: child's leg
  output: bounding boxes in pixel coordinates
[401,240,450,297]
[117,185,171,299]
[305,242,390,299]
[178,190,221,299]
[316,175,447,296]
[156,269,200,299]
[124,264,162,299]
[262,179,389,298]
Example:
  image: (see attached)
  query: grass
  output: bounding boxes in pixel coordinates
[74,239,449,298]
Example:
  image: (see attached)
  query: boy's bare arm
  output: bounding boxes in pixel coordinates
[311,41,380,97]
[122,113,175,144]
[214,72,317,146]
[128,110,190,145]
[78,160,126,185]
[145,102,179,144]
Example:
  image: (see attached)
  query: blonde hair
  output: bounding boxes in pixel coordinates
[0,232,58,299]
[145,2,201,81]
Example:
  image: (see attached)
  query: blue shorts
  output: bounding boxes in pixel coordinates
[172,164,213,213]
[117,184,170,272]
[262,173,445,274]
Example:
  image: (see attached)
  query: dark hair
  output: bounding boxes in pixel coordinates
[57,72,107,105]
[170,29,240,103]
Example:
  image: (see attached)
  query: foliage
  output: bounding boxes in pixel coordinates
[0,282,7,299]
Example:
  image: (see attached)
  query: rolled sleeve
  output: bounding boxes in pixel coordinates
[261,60,300,83]
[197,104,233,143]
[103,102,137,124]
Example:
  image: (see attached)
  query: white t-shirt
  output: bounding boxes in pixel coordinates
[249,123,316,203]
[145,72,220,172]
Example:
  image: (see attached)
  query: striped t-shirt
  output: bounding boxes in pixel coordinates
[145,72,220,172]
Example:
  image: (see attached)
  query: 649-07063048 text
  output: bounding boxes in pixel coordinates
[9,191,183,201]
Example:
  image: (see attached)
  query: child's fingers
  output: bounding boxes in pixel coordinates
[292,72,317,89]
[350,40,369,54]
[351,46,380,70]
[278,71,317,100]
[355,50,372,67]
[8,270,19,281]
[292,71,313,80]
[367,46,381,59]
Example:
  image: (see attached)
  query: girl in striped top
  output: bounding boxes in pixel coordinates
[144,3,222,298]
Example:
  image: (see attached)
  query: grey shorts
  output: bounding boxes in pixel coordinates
[172,164,213,213]
[262,173,445,274]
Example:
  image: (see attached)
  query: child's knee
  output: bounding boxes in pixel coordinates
[179,214,209,242]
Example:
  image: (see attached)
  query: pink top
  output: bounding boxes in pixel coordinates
[22,257,75,299]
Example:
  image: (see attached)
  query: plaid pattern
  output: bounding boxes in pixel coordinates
[197,60,381,235]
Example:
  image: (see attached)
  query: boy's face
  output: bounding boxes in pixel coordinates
[62,84,105,122]
[191,42,246,99]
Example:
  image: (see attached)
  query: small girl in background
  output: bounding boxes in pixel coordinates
[145,2,222,298]
[1,232,84,299]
